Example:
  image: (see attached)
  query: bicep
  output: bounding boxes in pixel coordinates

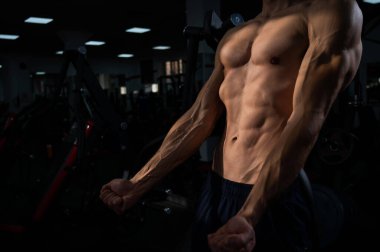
[293,49,350,115]
[293,2,363,115]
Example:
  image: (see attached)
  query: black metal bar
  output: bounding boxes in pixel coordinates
[68,50,122,134]
[182,32,200,112]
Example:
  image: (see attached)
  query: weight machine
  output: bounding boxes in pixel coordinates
[0,47,130,250]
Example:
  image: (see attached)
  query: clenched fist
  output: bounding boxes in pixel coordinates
[99,179,141,215]
[208,215,256,252]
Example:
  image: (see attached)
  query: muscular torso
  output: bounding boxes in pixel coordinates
[212,4,310,184]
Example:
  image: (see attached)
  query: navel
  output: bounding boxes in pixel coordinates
[270,56,280,65]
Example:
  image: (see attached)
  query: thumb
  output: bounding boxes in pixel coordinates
[110,179,133,195]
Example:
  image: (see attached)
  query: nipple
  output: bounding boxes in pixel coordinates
[270,57,280,65]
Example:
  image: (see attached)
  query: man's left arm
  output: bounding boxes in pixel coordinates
[237,1,363,227]
[208,1,363,251]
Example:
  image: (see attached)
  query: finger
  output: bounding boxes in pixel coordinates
[225,235,245,249]
[235,226,255,245]
[112,198,125,215]
[105,195,124,214]
[100,186,114,201]
[99,191,109,202]
[103,192,120,206]
[111,197,122,206]
[210,234,234,252]
[100,183,112,193]
[99,188,112,200]
[224,233,254,250]
[99,189,113,202]
[237,238,255,252]
[208,233,221,252]
[222,237,242,252]
[246,238,256,252]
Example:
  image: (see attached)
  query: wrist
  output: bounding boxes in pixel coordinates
[129,176,143,193]
[237,209,258,227]
[129,176,141,186]
[129,174,153,198]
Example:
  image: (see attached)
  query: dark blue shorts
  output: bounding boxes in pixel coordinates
[191,171,313,252]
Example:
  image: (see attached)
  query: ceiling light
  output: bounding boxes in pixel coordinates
[0,65,2,69]
[363,0,380,3]
[153,45,171,50]
[118,54,134,58]
[25,17,53,24]
[85,41,105,46]
[126,27,150,33]
[56,51,64,55]
[0,34,19,40]
[36,71,46,75]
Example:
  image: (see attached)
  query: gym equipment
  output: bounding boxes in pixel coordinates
[0,42,203,250]
[316,128,359,166]
[203,11,245,50]
[0,95,72,217]
[119,185,195,251]
[0,47,130,237]
[312,184,348,249]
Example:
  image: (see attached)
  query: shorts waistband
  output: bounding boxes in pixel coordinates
[207,170,302,199]
[207,171,253,199]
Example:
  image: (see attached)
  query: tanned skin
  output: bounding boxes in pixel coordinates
[100,0,363,251]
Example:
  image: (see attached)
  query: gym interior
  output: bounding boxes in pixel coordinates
[0,0,379,251]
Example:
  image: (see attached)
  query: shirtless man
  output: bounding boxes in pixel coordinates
[100,0,363,251]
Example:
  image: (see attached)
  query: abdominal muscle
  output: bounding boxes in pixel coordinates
[212,69,295,185]
[212,110,289,185]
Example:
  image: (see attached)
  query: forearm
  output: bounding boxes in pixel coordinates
[130,110,219,194]
[238,111,323,226]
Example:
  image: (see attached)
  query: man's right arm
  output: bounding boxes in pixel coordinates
[100,54,225,214]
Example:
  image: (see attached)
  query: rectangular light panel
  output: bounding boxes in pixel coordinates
[85,41,105,46]
[25,17,53,24]
[153,45,170,50]
[0,34,19,40]
[363,0,380,3]
[126,27,150,33]
[118,54,134,58]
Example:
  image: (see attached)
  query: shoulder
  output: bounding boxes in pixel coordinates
[221,18,261,40]
[214,18,260,56]
[308,0,362,30]
[307,0,362,50]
